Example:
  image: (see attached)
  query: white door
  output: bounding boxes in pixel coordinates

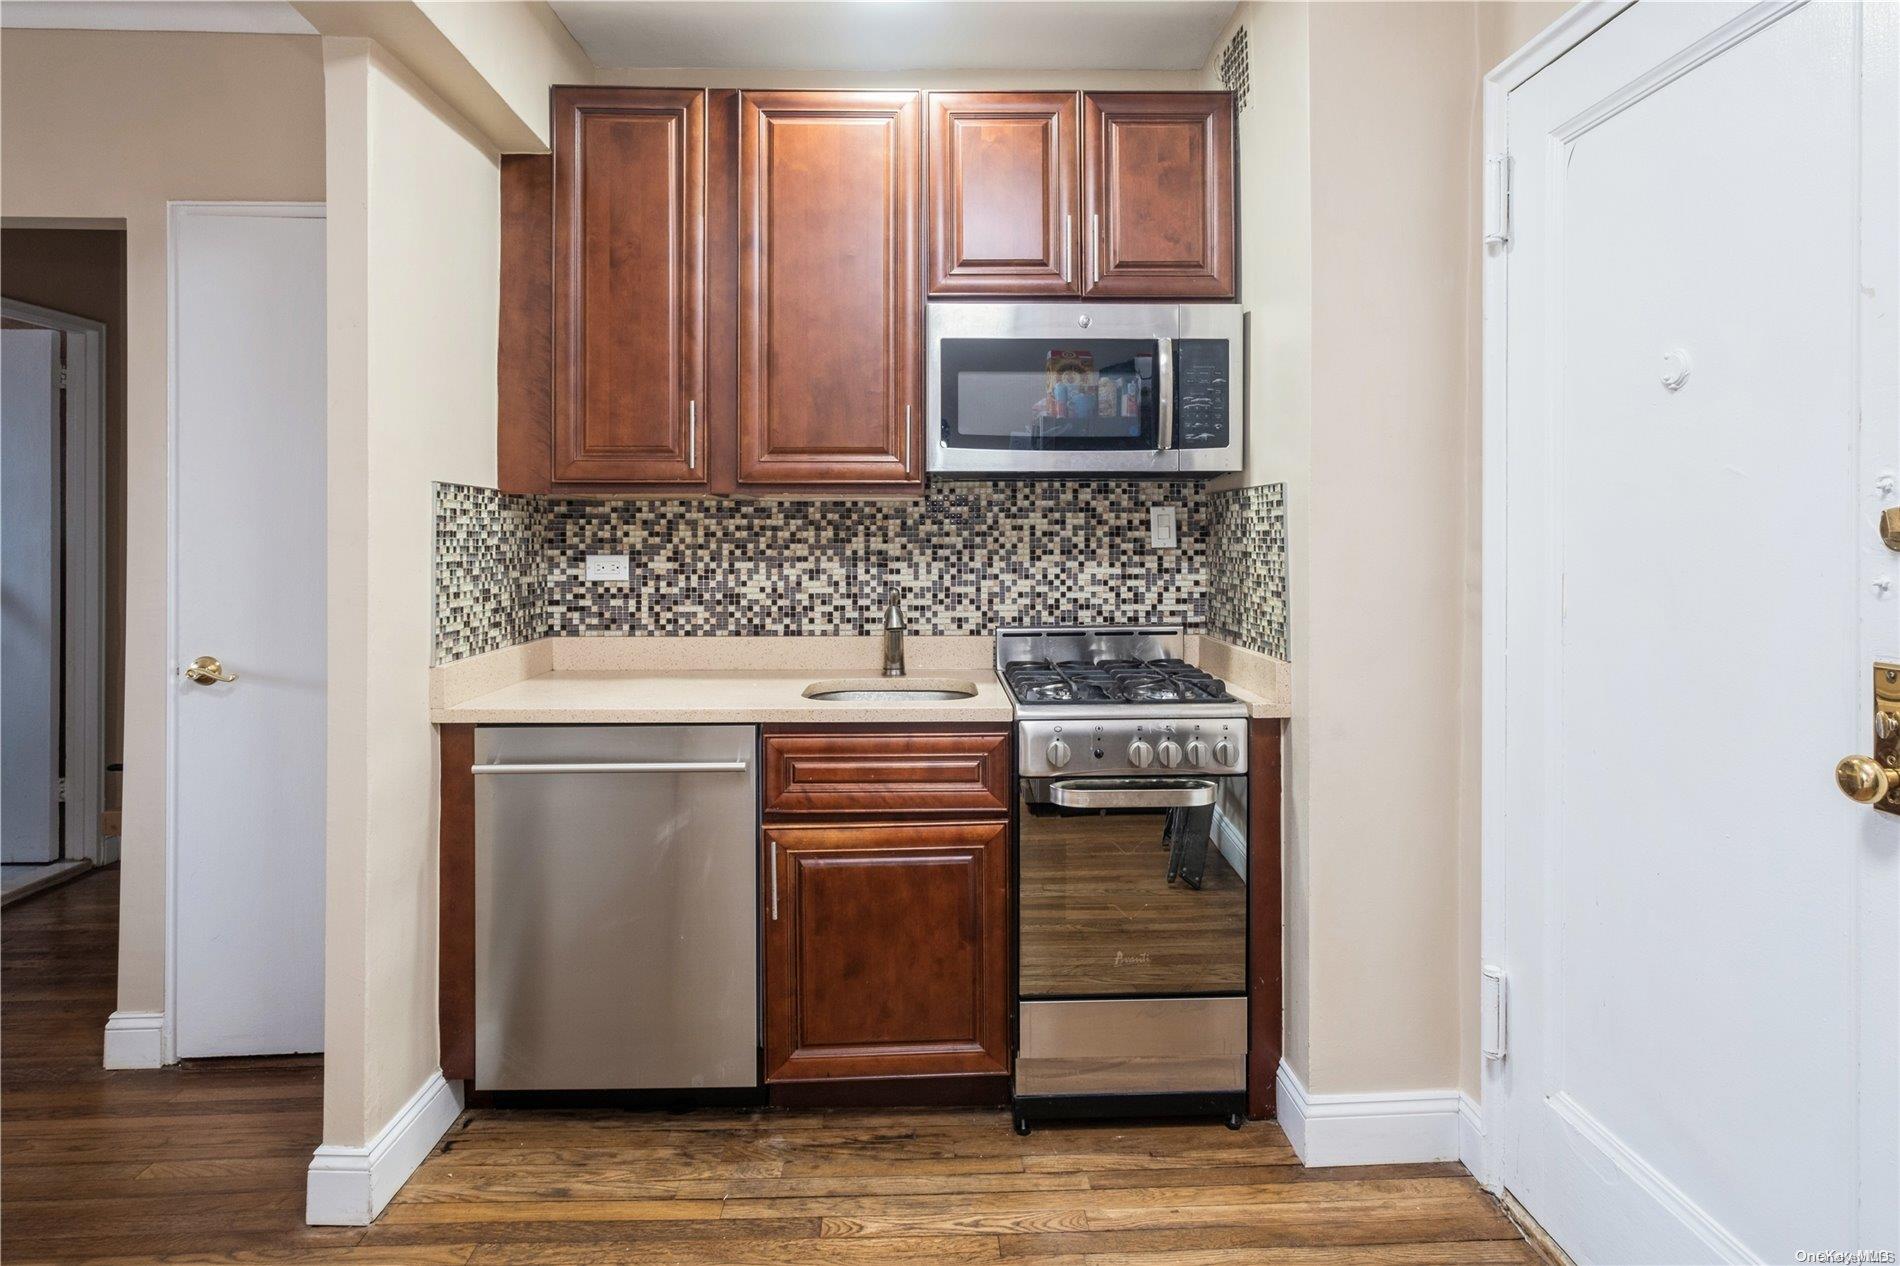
[1496,2,1898,1262]
[172,204,326,1057]
[2,326,62,863]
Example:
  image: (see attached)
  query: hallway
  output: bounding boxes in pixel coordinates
[1,870,342,1260]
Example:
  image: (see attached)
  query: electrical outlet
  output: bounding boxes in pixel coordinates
[1149,505,1178,550]
[584,553,631,581]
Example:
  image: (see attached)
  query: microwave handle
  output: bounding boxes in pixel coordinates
[1156,338,1175,451]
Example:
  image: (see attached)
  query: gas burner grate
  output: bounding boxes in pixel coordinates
[1002,655,1236,706]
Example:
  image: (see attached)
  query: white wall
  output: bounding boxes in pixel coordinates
[0,28,326,1033]
[320,35,501,1149]
[418,0,591,145]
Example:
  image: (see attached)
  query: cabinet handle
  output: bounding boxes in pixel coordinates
[1062,212,1073,283]
[687,399,697,470]
[473,760,749,775]
[769,841,780,921]
[1090,212,1100,287]
[904,404,913,472]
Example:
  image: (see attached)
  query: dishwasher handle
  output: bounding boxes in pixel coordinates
[1049,778,1218,809]
[473,759,750,775]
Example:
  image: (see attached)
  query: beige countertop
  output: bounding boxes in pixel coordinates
[432,668,1014,725]
[430,634,1290,725]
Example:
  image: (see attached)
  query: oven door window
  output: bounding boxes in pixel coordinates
[940,338,1158,451]
[1018,780,1246,998]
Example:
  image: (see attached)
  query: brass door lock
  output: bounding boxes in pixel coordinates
[183,655,237,685]
[1836,662,1900,813]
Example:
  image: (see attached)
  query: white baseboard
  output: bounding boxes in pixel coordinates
[306,1070,462,1225]
[1275,1061,1462,1167]
[103,1010,169,1068]
[1214,809,1248,880]
[1459,1091,1491,1186]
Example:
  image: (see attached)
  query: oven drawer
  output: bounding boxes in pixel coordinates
[761,727,1011,819]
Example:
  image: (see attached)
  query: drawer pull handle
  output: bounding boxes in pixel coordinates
[473,760,749,775]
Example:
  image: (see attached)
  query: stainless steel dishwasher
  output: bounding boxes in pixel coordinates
[473,725,758,1090]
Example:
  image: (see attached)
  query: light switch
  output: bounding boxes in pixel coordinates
[1149,505,1178,550]
[584,554,631,581]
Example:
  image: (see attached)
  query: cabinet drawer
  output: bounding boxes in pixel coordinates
[761,728,1011,818]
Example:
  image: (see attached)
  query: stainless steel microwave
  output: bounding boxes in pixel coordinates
[926,303,1243,477]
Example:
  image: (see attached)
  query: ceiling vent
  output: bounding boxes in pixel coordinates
[1218,25,1250,113]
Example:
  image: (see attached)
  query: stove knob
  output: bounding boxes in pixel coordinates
[1046,738,1072,769]
[1214,738,1238,767]
[1157,739,1184,768]
[1127,738,1155,768]
[1184,739,1209,767]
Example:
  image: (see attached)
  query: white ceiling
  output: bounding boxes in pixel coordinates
[0,1,314,34]
[549,1,1237,72]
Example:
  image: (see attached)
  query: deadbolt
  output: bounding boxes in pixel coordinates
[1836,755,1894,804]
[1881,507,1900,552]
[1837,662,1900,813]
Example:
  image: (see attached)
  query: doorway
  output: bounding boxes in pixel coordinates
[2,286,110,905]
[1483,1,1897,1260]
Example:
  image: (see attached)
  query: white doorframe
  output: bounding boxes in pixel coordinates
[2,296,110,870]
[163,201,327,1063]
[1479,0,1900,1246]
[1475,3,1632,1189]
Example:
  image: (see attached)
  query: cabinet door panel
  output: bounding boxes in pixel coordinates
[554,87,706,485]
[928,92,1078,296]
[739,91,921,489]
[1083,92,1234,298]
[764,821,1009,1081]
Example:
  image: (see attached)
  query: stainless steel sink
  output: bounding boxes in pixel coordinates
[802,678,978,702]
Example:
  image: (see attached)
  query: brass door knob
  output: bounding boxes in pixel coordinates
[184,656,237,685]
[1835,755,1894,804]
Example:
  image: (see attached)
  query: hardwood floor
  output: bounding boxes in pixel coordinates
[3,868,1537,1264]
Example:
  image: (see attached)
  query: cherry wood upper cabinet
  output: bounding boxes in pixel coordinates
[552,87,709,487]
[927,92,1079,296]
[738,91,922,491]
[1082,91,1235,299]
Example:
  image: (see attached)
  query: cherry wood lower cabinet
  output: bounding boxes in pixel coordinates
[763,819,1010,1082]
[760,724,1011,1088]
[762,728,1010,818]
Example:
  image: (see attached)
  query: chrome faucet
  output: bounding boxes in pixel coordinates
[882,596,906,677]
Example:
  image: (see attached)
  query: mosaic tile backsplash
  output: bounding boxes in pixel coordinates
[434,484,550,662]
[433,479,1289,665]
[437,481,1174,662]
[543,481,1209,639]
[1206,483,1289,660]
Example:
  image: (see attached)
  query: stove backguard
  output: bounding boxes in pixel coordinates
[995,626,1185,675]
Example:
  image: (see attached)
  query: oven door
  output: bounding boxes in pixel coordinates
[927,303,1179,475]
[1017,774,1247,1000]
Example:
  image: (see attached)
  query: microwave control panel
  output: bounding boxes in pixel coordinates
[1173,339,1231,450]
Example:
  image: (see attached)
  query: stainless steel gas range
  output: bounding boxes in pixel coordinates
[997,626,1250,1133]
